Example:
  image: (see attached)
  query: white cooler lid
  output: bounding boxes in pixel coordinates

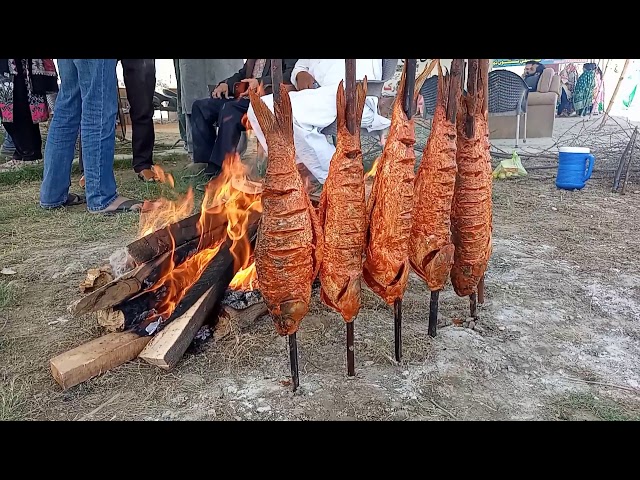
[559,147,590,153]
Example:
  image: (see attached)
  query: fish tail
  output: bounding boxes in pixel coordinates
[249,89,276,137]
[355,76,368,127]
[335,80,347,131]
[273,84,294,143]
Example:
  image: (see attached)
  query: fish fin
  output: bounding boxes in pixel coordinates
[335,80,346,131]
[394,63,408,114]
[249,90,276,137]
[318,186,328,233]
[424,244,455,292]
[308,195,324,280]
[355,76,368,128]
[273,84,294,143]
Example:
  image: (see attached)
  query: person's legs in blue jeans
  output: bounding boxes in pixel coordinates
[41,59,119,211]
[76,59,118,211]
[1,125,15,154]
[40,59,82,207]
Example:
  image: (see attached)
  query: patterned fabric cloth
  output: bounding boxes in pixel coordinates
[572,69,596,113]
[252,59,267,79]
[0,59,58,123]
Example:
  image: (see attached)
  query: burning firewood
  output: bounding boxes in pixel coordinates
[409,59,463,338]
[79,265,114,294]
[362,59,432,362]
[248,61,323,391]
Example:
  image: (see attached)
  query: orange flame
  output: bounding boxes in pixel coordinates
[139,153,263,327]
[365,156,381,179]
[229,261,258,290]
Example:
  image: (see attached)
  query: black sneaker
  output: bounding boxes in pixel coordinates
[204,164,221,179]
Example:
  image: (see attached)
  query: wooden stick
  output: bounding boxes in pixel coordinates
[605,59,630,116]
[214,301,268,342]
[346,321,355,376]
[271,59,283,99]
[621,127,638,195]
[428,291,439,338]
[343,59,358,377]
[345,59,357,135]
[477,275,485,304]
[288,332,299,392]
[470,292,478,318]
[50,332,151,390]
[403,59,417,118]
[394,298,402,362]
[613,127,636,192]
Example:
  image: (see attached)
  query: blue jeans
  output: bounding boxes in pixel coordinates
[40,59,119,211]
[1,127,15,151]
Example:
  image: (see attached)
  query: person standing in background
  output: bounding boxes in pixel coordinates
[173,59,187,146]
[0,59,59,171]
[177,59,243,161]
[121,59,158,182]
[40,59,142,213]
[1,124,15,156]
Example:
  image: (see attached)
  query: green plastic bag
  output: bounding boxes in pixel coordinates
[493,151,528,179]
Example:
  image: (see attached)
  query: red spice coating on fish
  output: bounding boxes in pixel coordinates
[363,63,432,305]
[318,80,368,322]
[451,60,493,297]
[249,85,323,335]
[409,66,459,292]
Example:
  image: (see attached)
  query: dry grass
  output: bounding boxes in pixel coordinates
[545,392,640,421]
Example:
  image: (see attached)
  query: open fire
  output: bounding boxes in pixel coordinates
[134,153,263,328]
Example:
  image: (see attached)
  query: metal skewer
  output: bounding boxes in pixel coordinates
[392,59,417,361]
[429,59,464,338]
[271,58,300,392]
[345,58,358,377]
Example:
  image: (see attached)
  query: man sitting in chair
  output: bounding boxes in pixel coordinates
[246,59,391,189]
[190,59,298,180]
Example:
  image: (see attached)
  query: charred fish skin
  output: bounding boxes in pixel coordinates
[362,62,432,306]
[319,79,368,323]
[249,85,323,336]
[409,61,460,292]
[451,59,493,297]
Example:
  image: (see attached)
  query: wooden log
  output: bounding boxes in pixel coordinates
[138,287,222,369]
[97,308,125,332]
[214,301,268,341]
[126,183,261,265]
[110,220,260,336]
[50,332,151,390]
[138,235,261,369]
[79,265,113,294]
[71,221,230,316]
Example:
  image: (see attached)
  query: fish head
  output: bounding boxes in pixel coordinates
[271,299,308,336]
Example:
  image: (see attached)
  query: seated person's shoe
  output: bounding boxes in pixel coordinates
[204,164,221,179]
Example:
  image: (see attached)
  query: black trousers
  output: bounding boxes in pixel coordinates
[190,97,248,171]
[121,59,156,173]
[2,60,42,161]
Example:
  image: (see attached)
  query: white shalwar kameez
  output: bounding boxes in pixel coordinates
[247,59,391,183]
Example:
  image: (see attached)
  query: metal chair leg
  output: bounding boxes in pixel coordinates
[523,112,528,144]
[515,113,520,148]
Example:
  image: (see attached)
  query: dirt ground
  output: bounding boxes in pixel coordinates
[1,124,640,421]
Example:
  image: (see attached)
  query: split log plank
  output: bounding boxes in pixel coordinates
[50,332,151,390]
[138,229,243,368]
